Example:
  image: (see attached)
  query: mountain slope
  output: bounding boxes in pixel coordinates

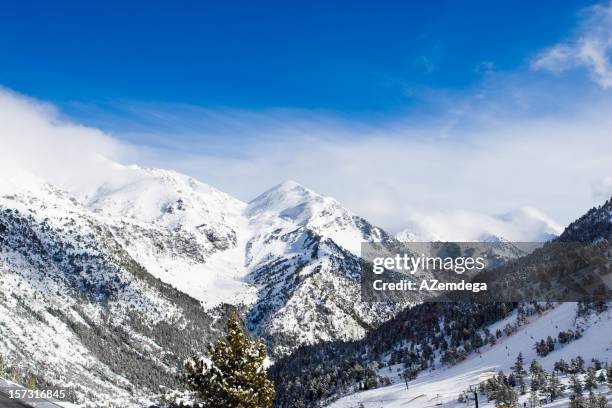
[330,303,612,408]
[560,196,612,242]
[0,167,407,407]
[2,163,593,407]
[270,193,612,407]
[245,181,402,356]
[84,166,255,308]
[0,180,236,406]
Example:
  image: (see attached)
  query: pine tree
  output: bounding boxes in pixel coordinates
[529,361,547,392]
[585,368,598,391]
[597,371,606,384]
[513,353,526,387]
[364,362,378,390]
[494,384,518,408]
[546,336,555,353]
[554,359,569,374]
[508,373,517,388]
[25,375,36,390]
[529,359,540,376]
[571,357,586,374]
[546,371,563,401]
[570,373,584,397]
[592,359,602,371]
[183,313,275,408]
[570,395,585,408]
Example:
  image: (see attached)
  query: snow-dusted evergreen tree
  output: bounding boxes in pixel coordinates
[183,313,275,407]
[494,383,518,408]
[597,371,606,384]
[546,371,563,401]
[570,373,584,397]
[529,360,547,392]
[585,367,598,391]
[571,357,586,374]
[513,353,526,388]
[587,390,598,408]
[597,395,608,408]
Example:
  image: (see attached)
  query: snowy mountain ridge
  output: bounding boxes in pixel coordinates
[2,160,605,407]
[80,169,403,355]
[246,180,389,256]
[243,180,401,355]
[0,161,407,408]
[396,207,563,243]
[0,180,233,406]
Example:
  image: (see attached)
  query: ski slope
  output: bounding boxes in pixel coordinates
[329,303,612,408]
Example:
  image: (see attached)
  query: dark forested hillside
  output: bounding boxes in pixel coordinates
[270,195,612,408]
[270,302,523,407]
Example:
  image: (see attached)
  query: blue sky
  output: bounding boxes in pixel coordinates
[2,0,612,234]
[0,0,594,115]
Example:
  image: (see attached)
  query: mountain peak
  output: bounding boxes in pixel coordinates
[275,179,310,191]
[85,165,246,231]
[246,180,321,219]
[559,195,612,242]
[249,180,316,204]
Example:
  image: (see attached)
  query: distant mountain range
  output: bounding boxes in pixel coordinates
[395,207,562,243]
[0,161,603,407]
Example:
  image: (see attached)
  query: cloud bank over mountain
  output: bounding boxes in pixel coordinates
[139,102,612,233]
[0,87,138,194]
[2,85,612,238]
[396,207,563,242]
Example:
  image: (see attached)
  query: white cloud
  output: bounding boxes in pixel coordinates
[397,207,563,242]
[532,2,612,88]
[0,87,138,194]
[591,176,612,202]
[1,82,612,238]
[135,101,612,233]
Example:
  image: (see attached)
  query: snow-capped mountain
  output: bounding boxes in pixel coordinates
[83,166,255,307]
[0,178,234,406]
[3,158,608,407]
[244,180,401,355]
[246,180,390,256]
[0,165,406,405]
